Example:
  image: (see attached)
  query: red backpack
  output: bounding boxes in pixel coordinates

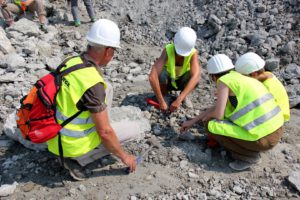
[16,56,90,144]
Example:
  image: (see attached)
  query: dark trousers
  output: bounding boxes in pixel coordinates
[70,0,95,21]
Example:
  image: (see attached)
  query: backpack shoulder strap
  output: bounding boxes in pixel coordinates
[56,56,78,72]
[58,55,95,77]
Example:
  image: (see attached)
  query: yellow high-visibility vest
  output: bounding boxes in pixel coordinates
[165,43,196,89]
[263,72,290,122]
[47,56,107,157]
[208,71,284,141]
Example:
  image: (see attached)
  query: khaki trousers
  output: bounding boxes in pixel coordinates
[206,122,283,162]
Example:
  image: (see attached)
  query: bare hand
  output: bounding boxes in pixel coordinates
[159,100,168,112]
[180,119,195,132]
[170,99,182,112]
[122,154,137,172]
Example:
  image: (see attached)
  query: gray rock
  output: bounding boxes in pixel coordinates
[3,112,47,151]
[208,14,222,25]
[130,196,137,200]
[45,57,62,70]
[256,4,267,12]
[281,41,295,54]
[22,41,38,55]
[78,184,86,192]
[26,63,45,70]
[120,66,130,73]
[129,66,142,75]
[131,75,148,82]
[1,53,25,72]
[180,160,188,169]
[289,96,300,108]
[0,139,14,148]
[8,18,41,37]
[0,182,18,197]
[0,73,19,83]
[198,193,207,200]
[283,63,300,79]
[0,27,15,54]
[109,106,151,134]
[188,172,199,178]
[233,185,244,194]
[265,58,280,71]
[40,26,58,42]
[288,171,300,192]
[37,41,52,57]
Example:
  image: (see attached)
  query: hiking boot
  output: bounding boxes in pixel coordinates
[229,156,261,171]
[74,20,81,27]
[90,18,95,23]
[63,158,87,181]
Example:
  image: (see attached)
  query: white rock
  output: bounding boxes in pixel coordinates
[188,172,199,178]
[288,171,300,192]
[37,41,52,57]
[3,112,47,151]
[1,53,25,72]
[180,160,188,169]
[0,27,15,54]
[0,182,18,197]
[233,185,244,194]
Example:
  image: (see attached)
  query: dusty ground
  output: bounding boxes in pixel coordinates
[0,0,300,199]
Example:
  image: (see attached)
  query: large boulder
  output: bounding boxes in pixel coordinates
[3,106,150,152]
[7,18,41,37]
[0,27,15,54]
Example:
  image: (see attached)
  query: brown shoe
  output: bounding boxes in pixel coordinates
[63,158,87,181]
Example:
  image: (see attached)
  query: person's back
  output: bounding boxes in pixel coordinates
[262,72,290,122]
[235,52,290,122]
[211,70,284,141]
[47,55,105,158]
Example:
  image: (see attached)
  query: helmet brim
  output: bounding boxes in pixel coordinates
[174,46,192,57]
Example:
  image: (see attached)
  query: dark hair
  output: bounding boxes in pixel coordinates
[211,69,232,79]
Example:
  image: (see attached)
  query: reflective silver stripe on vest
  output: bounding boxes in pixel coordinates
[56,110,93,125]
[60,126,96,138]
[210,119,236,126]
[230,93,274,121]
[243,106,281,131]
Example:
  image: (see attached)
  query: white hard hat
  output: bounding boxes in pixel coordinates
[174,27,197,56]
[86,19,121,48]
[235,52,265,75]
[207,54,235,74]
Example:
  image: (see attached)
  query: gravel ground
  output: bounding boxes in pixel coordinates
[0,0,300,199]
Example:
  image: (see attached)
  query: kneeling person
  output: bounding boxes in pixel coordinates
[149,27,200,112]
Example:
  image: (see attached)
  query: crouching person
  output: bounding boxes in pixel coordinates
[47,19,137,180]
[149,27,200,112]
[0,0,48,32]
[180,54,284,171]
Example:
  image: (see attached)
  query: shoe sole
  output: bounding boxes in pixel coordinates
[63,164,86,181]
[229,162,252,171]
